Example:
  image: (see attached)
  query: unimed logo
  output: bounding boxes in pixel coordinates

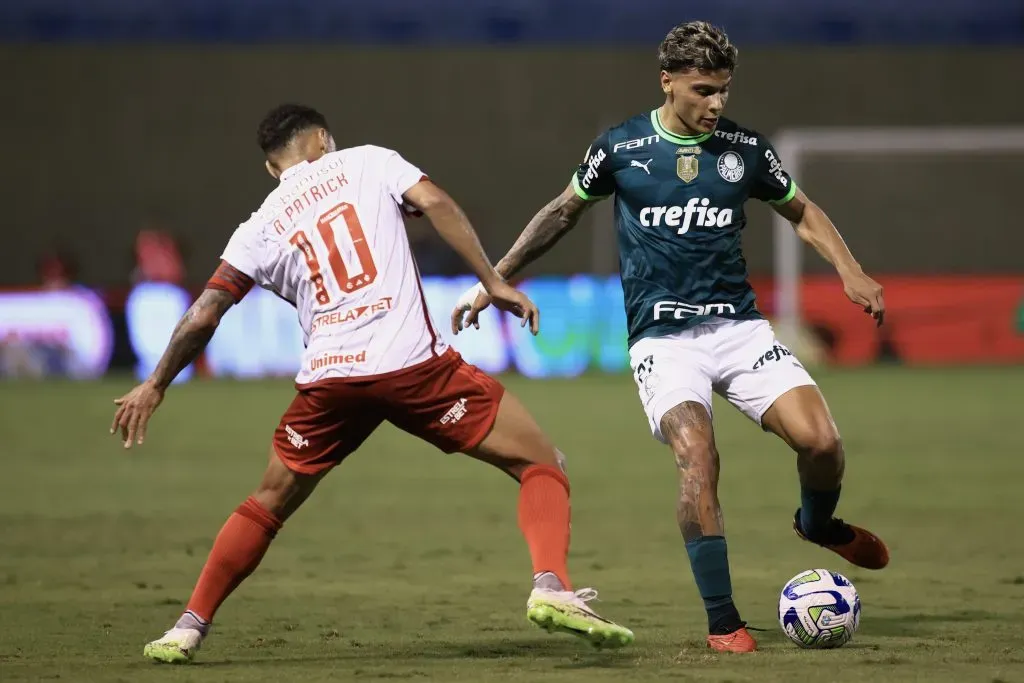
[310,350,366,371]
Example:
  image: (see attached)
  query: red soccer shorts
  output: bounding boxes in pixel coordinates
[273,348,504,474]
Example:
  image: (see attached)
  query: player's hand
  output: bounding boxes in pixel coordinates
[110,380,165,449]
[451,282,494,335]
[451,281,541,335]
[486,281,540,335]
[842,270,885,326]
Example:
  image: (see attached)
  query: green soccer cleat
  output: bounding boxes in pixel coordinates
[526,587,634,649]
[143,627,204,664]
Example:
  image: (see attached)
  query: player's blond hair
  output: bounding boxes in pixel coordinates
[658,21,737,74]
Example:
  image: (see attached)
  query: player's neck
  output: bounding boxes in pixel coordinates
[272,149,327,180]
[656,104,706,139]
[276,155,315,175]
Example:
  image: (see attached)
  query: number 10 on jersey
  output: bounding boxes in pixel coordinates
[289,202,377,304]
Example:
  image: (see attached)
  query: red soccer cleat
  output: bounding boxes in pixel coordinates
[706,626,757,653]
[793,510,890,570]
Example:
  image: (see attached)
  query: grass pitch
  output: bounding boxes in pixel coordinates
[1,367,1023,682]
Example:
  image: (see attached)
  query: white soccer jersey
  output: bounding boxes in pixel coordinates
[220,145,447,384]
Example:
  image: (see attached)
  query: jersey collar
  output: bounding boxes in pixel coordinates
[279,160,311,182]
[651,109,713,145]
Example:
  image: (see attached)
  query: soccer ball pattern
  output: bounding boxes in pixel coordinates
[778,569,861,648]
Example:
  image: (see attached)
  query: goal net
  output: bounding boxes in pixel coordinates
[769,126,1024,363]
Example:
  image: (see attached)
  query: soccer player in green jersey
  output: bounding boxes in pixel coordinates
[452,21,889,653]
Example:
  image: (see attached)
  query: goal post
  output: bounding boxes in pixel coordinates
[771,126,1024,346]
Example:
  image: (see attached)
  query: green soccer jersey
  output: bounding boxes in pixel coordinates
[573,109,798,346]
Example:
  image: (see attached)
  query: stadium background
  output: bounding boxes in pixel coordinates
[3,3,1024,682]
[2,0,1023,380]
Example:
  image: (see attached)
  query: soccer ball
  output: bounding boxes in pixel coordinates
[778,569,860,648]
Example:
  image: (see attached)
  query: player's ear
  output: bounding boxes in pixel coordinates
[660,70,673,95]
[265,159,280,180]
[320,129,336,154]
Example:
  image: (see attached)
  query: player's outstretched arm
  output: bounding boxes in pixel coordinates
[773,190,885,326]
[451,183,591,333]
[403,179,540,333]
[494,183,592,281]
[148,288,236,388]
[109,288,235,448]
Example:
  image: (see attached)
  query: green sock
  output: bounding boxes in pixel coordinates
[800,485,841,538]
[685,536,742,634]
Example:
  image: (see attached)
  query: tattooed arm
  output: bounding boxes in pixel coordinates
[451,183,592,333]
[148,289,236,390]
[452,127,615,333]
[494,183,592,280]
[110,288,237,449]
[111,260,250,448]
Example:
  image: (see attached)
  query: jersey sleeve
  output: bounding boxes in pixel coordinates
[206,260,254,302]
[751,137,798,205]
[571,130,616,201]
[211,220,262,301]
[380,148,428,205]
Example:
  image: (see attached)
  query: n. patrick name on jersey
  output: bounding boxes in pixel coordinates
[572,111,797,346]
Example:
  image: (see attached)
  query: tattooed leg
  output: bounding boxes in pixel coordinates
[660,401,745,637]
[660,401,723,541]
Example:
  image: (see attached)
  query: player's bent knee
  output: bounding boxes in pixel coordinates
[468,391,561,479]
[667,430,718,469]
[792,424,845,488]
[677,453,716,486]
[797,428,843,463]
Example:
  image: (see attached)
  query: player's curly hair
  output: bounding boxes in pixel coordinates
[658,21,737,74]
[256,104,330,155]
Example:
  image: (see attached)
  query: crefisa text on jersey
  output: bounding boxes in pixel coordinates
[763,149,788,187]
[580,147,607,191]
[639,197,734,233]
[713,129,758,145]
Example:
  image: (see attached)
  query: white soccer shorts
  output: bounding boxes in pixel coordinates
[628,318,816,442]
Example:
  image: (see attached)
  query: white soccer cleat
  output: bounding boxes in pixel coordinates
[526,587,634,649]
[143,627,204,664]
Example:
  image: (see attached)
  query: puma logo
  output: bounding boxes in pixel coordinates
[630,159,652,175]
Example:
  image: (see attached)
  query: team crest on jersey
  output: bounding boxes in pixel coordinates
[717,152,745,182]
[676,146,701,183]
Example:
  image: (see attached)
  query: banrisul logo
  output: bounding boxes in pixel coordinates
[639,198,734,234]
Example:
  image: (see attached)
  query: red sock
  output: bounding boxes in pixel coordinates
[518,464,572,590]
[185,497,282,622]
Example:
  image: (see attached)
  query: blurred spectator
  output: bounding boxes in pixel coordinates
[132,226,185,284]
[1,249,81,378]
[37,249,77,290]
[0,331,45,378]
[0,330,74,379]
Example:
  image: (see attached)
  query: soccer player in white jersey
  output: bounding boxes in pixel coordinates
[110,104,633,664]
